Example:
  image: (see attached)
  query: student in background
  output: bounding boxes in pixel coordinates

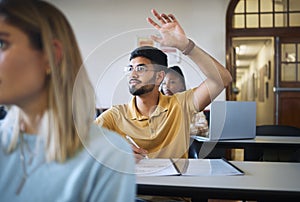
[0,0,135,201]
[161,66,209,137]
[161,66,186,96]
[96,9,232,161]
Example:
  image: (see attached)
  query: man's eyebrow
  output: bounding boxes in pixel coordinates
[136,63,146,66]
[127,63,147,67]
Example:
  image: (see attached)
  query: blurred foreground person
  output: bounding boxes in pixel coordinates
[0,0,135,201]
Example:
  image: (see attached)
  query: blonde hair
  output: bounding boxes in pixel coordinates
[0,0,95,162]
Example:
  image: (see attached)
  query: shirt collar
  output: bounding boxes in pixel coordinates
[127,92,169,120]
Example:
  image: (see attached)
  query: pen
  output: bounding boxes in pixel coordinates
[125,135,149,159]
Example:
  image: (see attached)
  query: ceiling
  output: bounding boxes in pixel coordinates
[232,37,273,80]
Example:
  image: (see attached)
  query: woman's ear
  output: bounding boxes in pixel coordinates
[52,39,63,65]
[44,39,63,75]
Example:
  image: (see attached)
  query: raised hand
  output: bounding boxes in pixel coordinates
[147,9,189,51]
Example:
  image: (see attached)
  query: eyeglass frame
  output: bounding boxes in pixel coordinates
[124,64,161,76]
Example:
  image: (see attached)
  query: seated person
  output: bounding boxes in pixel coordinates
[0,1,135,201]
[95,9,232,161]
[161,66,208,137]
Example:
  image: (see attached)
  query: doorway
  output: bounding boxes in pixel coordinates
[233,36,274,124]
[226,0,300,128]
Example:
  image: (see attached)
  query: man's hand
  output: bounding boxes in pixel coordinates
[131,145,149,163]
[147,9,189,51]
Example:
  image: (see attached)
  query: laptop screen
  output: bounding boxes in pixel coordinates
[208,101,256,140]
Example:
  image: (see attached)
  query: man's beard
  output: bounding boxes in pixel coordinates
[130,83,155,95]
[129,74,156,96]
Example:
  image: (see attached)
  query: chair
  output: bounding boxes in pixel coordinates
[256,125,300,136]
[95,108,108,119]
[244,125,300,162]
[189,137,228,159]
[188,139,201,159]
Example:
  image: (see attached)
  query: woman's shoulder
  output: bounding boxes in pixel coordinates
[88,124,132,152]
[80,124,135,173]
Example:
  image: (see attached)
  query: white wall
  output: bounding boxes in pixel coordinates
[49,0,230,108]
[236,38,274,125]
[256,40,274,125]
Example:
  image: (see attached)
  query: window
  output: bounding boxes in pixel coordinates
[233,0,300,28]
[281,42,299,81]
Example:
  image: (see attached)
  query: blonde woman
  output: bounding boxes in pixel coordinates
[0,0,135,201]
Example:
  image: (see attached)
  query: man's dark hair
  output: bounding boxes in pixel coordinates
[130,46,168,71]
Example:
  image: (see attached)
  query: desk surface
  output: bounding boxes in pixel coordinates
[225,135,300,144]
[137,161,300,200]
[191,135,300,149]
[192,135,300,144]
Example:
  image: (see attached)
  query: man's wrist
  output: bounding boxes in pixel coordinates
[182,39,195,55]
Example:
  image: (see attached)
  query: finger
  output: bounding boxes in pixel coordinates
[134,154,144,163]
[138,147,149,155]
[131,145,148,156]
[168,14,177,22]
[151,9,160,20]
[131,145,140,153]
[151,9,166,24]
[161,13,171,23]
[147,17,161,29]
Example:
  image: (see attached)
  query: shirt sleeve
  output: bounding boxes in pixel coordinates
[174,88,198,114]
[94,108,117,131]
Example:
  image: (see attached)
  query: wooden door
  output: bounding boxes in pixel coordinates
[275,37,300,128]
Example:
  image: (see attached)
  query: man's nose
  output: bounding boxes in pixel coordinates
[129,70,139,78]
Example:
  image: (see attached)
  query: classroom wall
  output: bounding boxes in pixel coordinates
[49,0,230,108]
[256,42,274,125]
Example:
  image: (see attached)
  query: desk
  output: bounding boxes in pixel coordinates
[137,161,300,201]
[190,136,300,160]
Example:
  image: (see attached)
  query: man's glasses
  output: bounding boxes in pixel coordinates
[124,64,158,76]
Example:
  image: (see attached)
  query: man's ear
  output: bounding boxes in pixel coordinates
[156,71,165,85]
[52,39,63,65]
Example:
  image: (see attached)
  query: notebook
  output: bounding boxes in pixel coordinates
[135,158,244,176]
[194,101,256,141]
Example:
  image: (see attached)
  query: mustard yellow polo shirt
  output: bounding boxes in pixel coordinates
[95,89,197,158]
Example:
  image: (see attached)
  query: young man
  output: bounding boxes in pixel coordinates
[95,9,232,161]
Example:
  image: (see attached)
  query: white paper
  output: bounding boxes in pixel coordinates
[135,158,244,176]
[182,159,244,176]
[135,159,179,176]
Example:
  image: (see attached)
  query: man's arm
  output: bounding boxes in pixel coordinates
[95,109,148,162]
[147,9,232,111]
[94,110,116,130]
[187,46,232,111]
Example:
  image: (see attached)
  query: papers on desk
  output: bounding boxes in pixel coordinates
[135,158,244,176]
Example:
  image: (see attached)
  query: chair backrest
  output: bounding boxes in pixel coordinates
[250,124,300,162]
[188,141,200,159]
[256,125,300,136]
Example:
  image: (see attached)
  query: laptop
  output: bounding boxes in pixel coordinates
[194,101,256,141]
